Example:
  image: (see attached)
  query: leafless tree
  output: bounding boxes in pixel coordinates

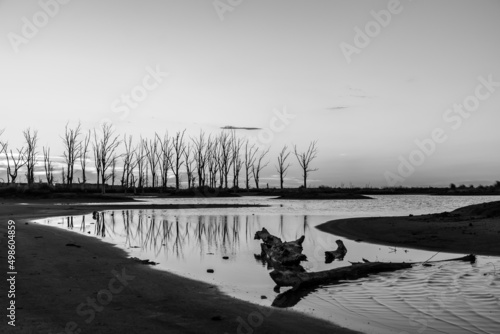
[126,144,141,192]
[231,131,244,188]
[192,131,209,188]
[42,146,54,186]
[62,122,81,186]
[275,145,291,189]
[120,135,137,190]
[244,140,258,189]
[218,131,233,189]
[78,130,91,187]
[207,138,219,188]
[2,143,27,184]
[184,143,195,189]
[136,139,147,190]
[156,132,173,190]
[172,130,186,189]
[109,155,117,186]
[22,128,38,187]
[252,148,269,189]
[61,167,66,185]
[294,141,318,188]
[143,136,160,188]
[92,142,101,190]
[92,123,121,193]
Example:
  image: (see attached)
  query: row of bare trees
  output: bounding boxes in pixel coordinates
[0,124,319,192]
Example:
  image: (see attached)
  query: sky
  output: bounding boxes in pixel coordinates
[0,0,499,187]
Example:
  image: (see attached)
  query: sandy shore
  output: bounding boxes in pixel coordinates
[317,200,500,257]
[0,198,358,334]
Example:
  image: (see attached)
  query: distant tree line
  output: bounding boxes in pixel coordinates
[0,124,319,193]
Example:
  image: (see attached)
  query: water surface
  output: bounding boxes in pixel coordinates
[34,195,500,334]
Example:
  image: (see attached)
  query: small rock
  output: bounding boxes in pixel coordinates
[222,256,229,260]
[260,295,267,299]
[211,315,222,321]
[207,269,215,273]
[66,243,81,248]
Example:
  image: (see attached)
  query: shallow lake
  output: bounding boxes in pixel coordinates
[34,195,500,334]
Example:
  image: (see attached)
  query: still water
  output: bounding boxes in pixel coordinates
[35,195,500,334]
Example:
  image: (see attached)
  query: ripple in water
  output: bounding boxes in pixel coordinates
[34,195,500,334]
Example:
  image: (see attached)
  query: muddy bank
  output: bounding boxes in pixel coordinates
[0,198,357,334]
[317,201,500,257]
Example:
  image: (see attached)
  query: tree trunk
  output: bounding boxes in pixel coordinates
[270,254,476,290]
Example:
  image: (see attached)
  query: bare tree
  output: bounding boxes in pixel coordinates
[207,137,219,188]
[275,145,291,189]
[78,130,91,187]
[231,131,244,189]
[143,136,160,188]
[192,131,208,188]
[42,146,54,186]
[156,132,173,191]
[62,122,81,186]
[244,140,258,189]
[252,147,269,189]
[136,139,147,190]
[293,141,318,188]
[2,143,27,184]
[120,135,137,190]
[109,155,117,186]
[22,128,38,187]
[61,167,66,185]
[184,143,195,189]
[92,123,121,193]
[172,130,186,189]
[218,131,233,189]
[92,142,101,190]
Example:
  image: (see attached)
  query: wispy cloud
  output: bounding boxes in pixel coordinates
[326,106,349,111]
[221,126,262,131]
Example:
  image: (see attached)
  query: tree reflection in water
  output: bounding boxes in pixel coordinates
[73,210,265,259]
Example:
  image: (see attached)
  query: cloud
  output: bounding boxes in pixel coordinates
[220,126,262,131]
[326,106,349,111]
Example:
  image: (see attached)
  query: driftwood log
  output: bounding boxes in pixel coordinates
[270,254,476,290]
[254,228,307,268]
[254,227,476,305]
[325,240,347,263]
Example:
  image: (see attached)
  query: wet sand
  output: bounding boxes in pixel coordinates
[0,198,358,334]
[317,200,500,257]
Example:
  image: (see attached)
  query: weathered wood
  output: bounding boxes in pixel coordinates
[270,254,476,289]
[254,228,307,267]
[324,240,347,263]
[254,227,282,246]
